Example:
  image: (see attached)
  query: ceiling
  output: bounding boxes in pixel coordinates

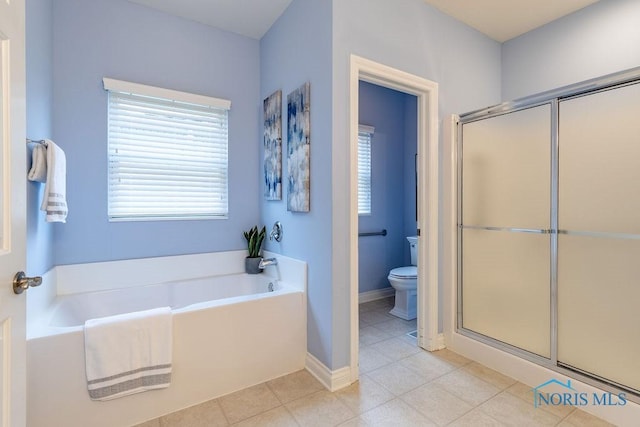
[126,0,600,42]
[422,0,601,42]
[126,0,294,40]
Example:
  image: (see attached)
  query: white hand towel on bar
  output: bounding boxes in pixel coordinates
[84,307,173,401]
[40,139,68,222]
[27,143,47,182]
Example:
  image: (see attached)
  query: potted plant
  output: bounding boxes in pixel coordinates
[243,225,266,274]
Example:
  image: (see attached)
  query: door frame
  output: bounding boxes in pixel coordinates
[349,55,440,381]
[0,0,27,424]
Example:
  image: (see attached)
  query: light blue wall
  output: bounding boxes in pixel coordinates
[260,0,334,367]
[357,81,415,294]
[51,0,261,265]
[332,0,502,368]
[28,0,503,373]
[502,0,640,100]
[26,0,54,275]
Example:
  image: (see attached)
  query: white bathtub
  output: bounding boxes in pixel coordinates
[27,251,307,427]
[48,273,283,329]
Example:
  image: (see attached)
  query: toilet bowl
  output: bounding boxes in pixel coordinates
[388,236,418,320]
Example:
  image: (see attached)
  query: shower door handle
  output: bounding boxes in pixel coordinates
[459,225,552,234]
[13,271,43,294]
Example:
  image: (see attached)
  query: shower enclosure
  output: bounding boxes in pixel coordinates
[457,68,640,397]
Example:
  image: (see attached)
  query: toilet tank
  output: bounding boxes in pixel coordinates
[407,236,418,266]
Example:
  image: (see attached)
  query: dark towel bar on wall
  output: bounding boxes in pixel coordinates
[358,229,387,237]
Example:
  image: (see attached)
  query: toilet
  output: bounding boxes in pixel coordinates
[388,236,418,320]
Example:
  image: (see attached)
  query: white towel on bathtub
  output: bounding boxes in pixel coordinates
[84,307,173,401]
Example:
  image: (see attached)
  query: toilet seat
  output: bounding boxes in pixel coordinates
[389,266,417,279]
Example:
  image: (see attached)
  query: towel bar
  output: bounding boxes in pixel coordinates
[359,229,387,237]
[26,138,47,146]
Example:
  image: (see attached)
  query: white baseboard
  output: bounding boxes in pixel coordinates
[358,287,395,304]
[305,353,353,392]
[435,333,445,349]
[418,331,446,352]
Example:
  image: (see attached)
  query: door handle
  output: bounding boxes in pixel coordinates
[13,271,43,294]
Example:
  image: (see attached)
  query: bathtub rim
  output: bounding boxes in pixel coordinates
[28,276,302,339]
[27,251,308,340]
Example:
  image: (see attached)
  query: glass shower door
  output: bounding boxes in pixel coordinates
[460,104,552,358]
[558,82,640,392]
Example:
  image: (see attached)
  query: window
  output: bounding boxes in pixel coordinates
[358,125,374,215]
[103,78,231,221]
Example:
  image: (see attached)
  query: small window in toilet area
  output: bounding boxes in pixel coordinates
[104,78,231,221]
[358,125,374,216]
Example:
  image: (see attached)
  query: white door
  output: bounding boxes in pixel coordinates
[0,0,27,425]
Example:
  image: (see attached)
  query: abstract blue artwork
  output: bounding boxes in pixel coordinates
[264,90,282,200]
[287,82,310,212]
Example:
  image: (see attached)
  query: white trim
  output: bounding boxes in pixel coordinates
[102,77,231,110]
[358,287,395,304]
[349,54,440,386]
[305,353,353,392]
[443,114,459,347]
[358,124,375,135]
[435,333,446,350]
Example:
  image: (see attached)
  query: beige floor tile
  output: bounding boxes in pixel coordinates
[369,337,420,361]
[433,369,501,406]
[219,383,281,424]
[231,406,298,427]
[399,350,457,381]
[479,392,561,426]
[397,331,418,346]
[462,362,517,390]
[159,399,229,427]
[359,325,392,347]
[360,309,394,325]
[367,363,429,395]
[133,419,160,427]
[285,390,354,427]
[505,382,534,402]
[358,398,437,426]
[359,346,393,373]
[448,408,507,426]
[364,297,394,310]
[536,399,576,419]
[335,374,394,414]
[373,318,417,335]
[337,417,367,426]
[401,382,473,426]
[506,381,575,419]
[359,303,377,314]
[267,369,324,403]
[558,409,616,427]
[429,348,472,367]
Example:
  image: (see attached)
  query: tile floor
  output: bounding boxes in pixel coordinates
[135,297,614,427]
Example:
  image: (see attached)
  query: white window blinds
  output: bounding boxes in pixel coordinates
[358,125,374,215]
[104,78,231,221]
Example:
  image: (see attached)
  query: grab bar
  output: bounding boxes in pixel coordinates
[358,229,387,237]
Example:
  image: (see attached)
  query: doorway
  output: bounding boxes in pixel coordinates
[356,80,419,359]
[348,55,440,382]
